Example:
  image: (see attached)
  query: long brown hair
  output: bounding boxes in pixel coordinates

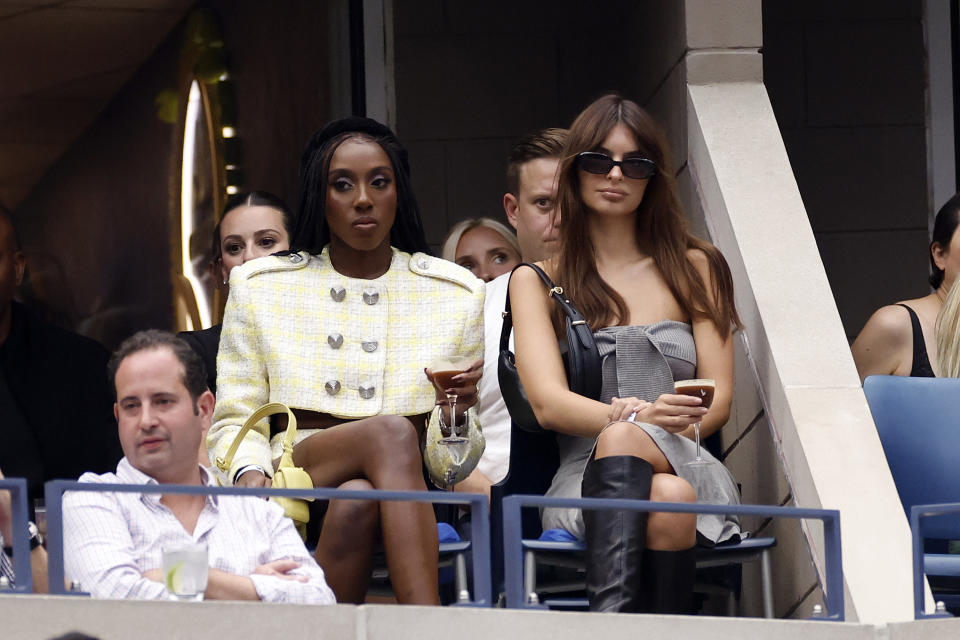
[553,94,740,335]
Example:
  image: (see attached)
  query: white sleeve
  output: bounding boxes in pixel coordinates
[63,489,169,600]
[248,503,336,604]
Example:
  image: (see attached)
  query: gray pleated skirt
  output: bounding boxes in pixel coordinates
[540,322,743,545]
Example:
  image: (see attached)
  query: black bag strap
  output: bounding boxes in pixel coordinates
[500,263,600,399]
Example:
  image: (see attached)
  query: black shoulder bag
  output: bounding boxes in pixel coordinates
[497,263,601,432]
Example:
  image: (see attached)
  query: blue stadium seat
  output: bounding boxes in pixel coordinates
[489,420,777,615]
[518,527,776,616]
[863,375,960,609]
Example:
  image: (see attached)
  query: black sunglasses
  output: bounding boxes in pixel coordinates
[576,152,657,180]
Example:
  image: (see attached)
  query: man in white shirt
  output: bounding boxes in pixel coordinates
[63,330,335,603]
[457,128,568,497]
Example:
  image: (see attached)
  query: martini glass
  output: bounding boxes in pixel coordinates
[674,378,716,467]
[431,356,472,487]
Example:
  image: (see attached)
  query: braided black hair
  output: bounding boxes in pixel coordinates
[292,117,431,256]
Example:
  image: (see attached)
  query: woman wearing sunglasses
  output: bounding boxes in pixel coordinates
[509,94,742,614]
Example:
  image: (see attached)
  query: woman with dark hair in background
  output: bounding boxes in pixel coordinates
[207,117,485,605]
[510,94,742,613]
[179,191,293,393]
[852,195,960,380]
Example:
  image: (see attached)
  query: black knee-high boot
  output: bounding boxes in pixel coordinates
[641,547,696,614]
[581,455,654,613]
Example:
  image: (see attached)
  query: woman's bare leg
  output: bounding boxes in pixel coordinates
[646,474,697,550]
[315,479,379,603]
[593,421,671,470]
[293,415,439,605]
[592,421,697,547]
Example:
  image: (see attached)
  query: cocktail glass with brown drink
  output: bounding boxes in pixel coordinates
[673,378,715,467]
[430,356,472,487]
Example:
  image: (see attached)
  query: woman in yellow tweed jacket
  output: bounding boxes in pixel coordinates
[207,117,484,605]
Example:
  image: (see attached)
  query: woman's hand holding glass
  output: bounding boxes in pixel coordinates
[609,394,707,434]
[424,357,484,434]
[424,357,483,488]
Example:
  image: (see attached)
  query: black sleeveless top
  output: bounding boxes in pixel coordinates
[897,304,935,377]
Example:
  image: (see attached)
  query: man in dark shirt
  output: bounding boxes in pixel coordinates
[0,207,121,502]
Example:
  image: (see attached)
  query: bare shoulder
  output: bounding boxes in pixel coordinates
[509,261,546,289]
[860,304,912,339]
[852,303,914,378]
[508,262,555,306]
[685,247,726,304]
[686,247,711,265]
[685,247,713,280]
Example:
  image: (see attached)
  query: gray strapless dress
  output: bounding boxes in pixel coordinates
[541,321,743,545]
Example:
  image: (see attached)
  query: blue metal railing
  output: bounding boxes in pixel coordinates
[909,502,960,620]
[44,480,491,605]
[502,495,844,620]
[0,478,31,593]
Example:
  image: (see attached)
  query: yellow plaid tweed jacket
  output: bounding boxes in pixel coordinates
[208,247,485,483]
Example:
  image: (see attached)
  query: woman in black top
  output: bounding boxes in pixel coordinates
[852,195,960,380]
[179,191,292,392]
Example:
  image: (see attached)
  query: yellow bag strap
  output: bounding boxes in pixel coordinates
[215,403,297,474]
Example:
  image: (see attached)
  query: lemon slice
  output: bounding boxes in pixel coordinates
[165,562,185,593]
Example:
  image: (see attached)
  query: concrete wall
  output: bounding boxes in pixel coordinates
[11,595,960,639]
[762,1,930,340]
[391,0,685,249]
[684,0,921,622]
[0,596,905,640]
[680,0,823,620]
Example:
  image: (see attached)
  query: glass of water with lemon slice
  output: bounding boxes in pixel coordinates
[162,542,209,601]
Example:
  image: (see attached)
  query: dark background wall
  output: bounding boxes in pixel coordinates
[212,0,338,208]
[762,1,931,340]
[392,0,685,249]
[13,25,181,350]
[12,1,339,349]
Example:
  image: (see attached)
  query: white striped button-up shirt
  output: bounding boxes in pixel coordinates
[0,538,14,585]
[63,459,335,603]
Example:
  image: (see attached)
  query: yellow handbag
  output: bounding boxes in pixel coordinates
[215,403,314,538]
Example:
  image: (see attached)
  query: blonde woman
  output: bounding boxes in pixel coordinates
[936,278,960,377]
[441,217,521,282]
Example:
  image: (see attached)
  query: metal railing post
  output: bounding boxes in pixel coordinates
[0,478,31,593]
